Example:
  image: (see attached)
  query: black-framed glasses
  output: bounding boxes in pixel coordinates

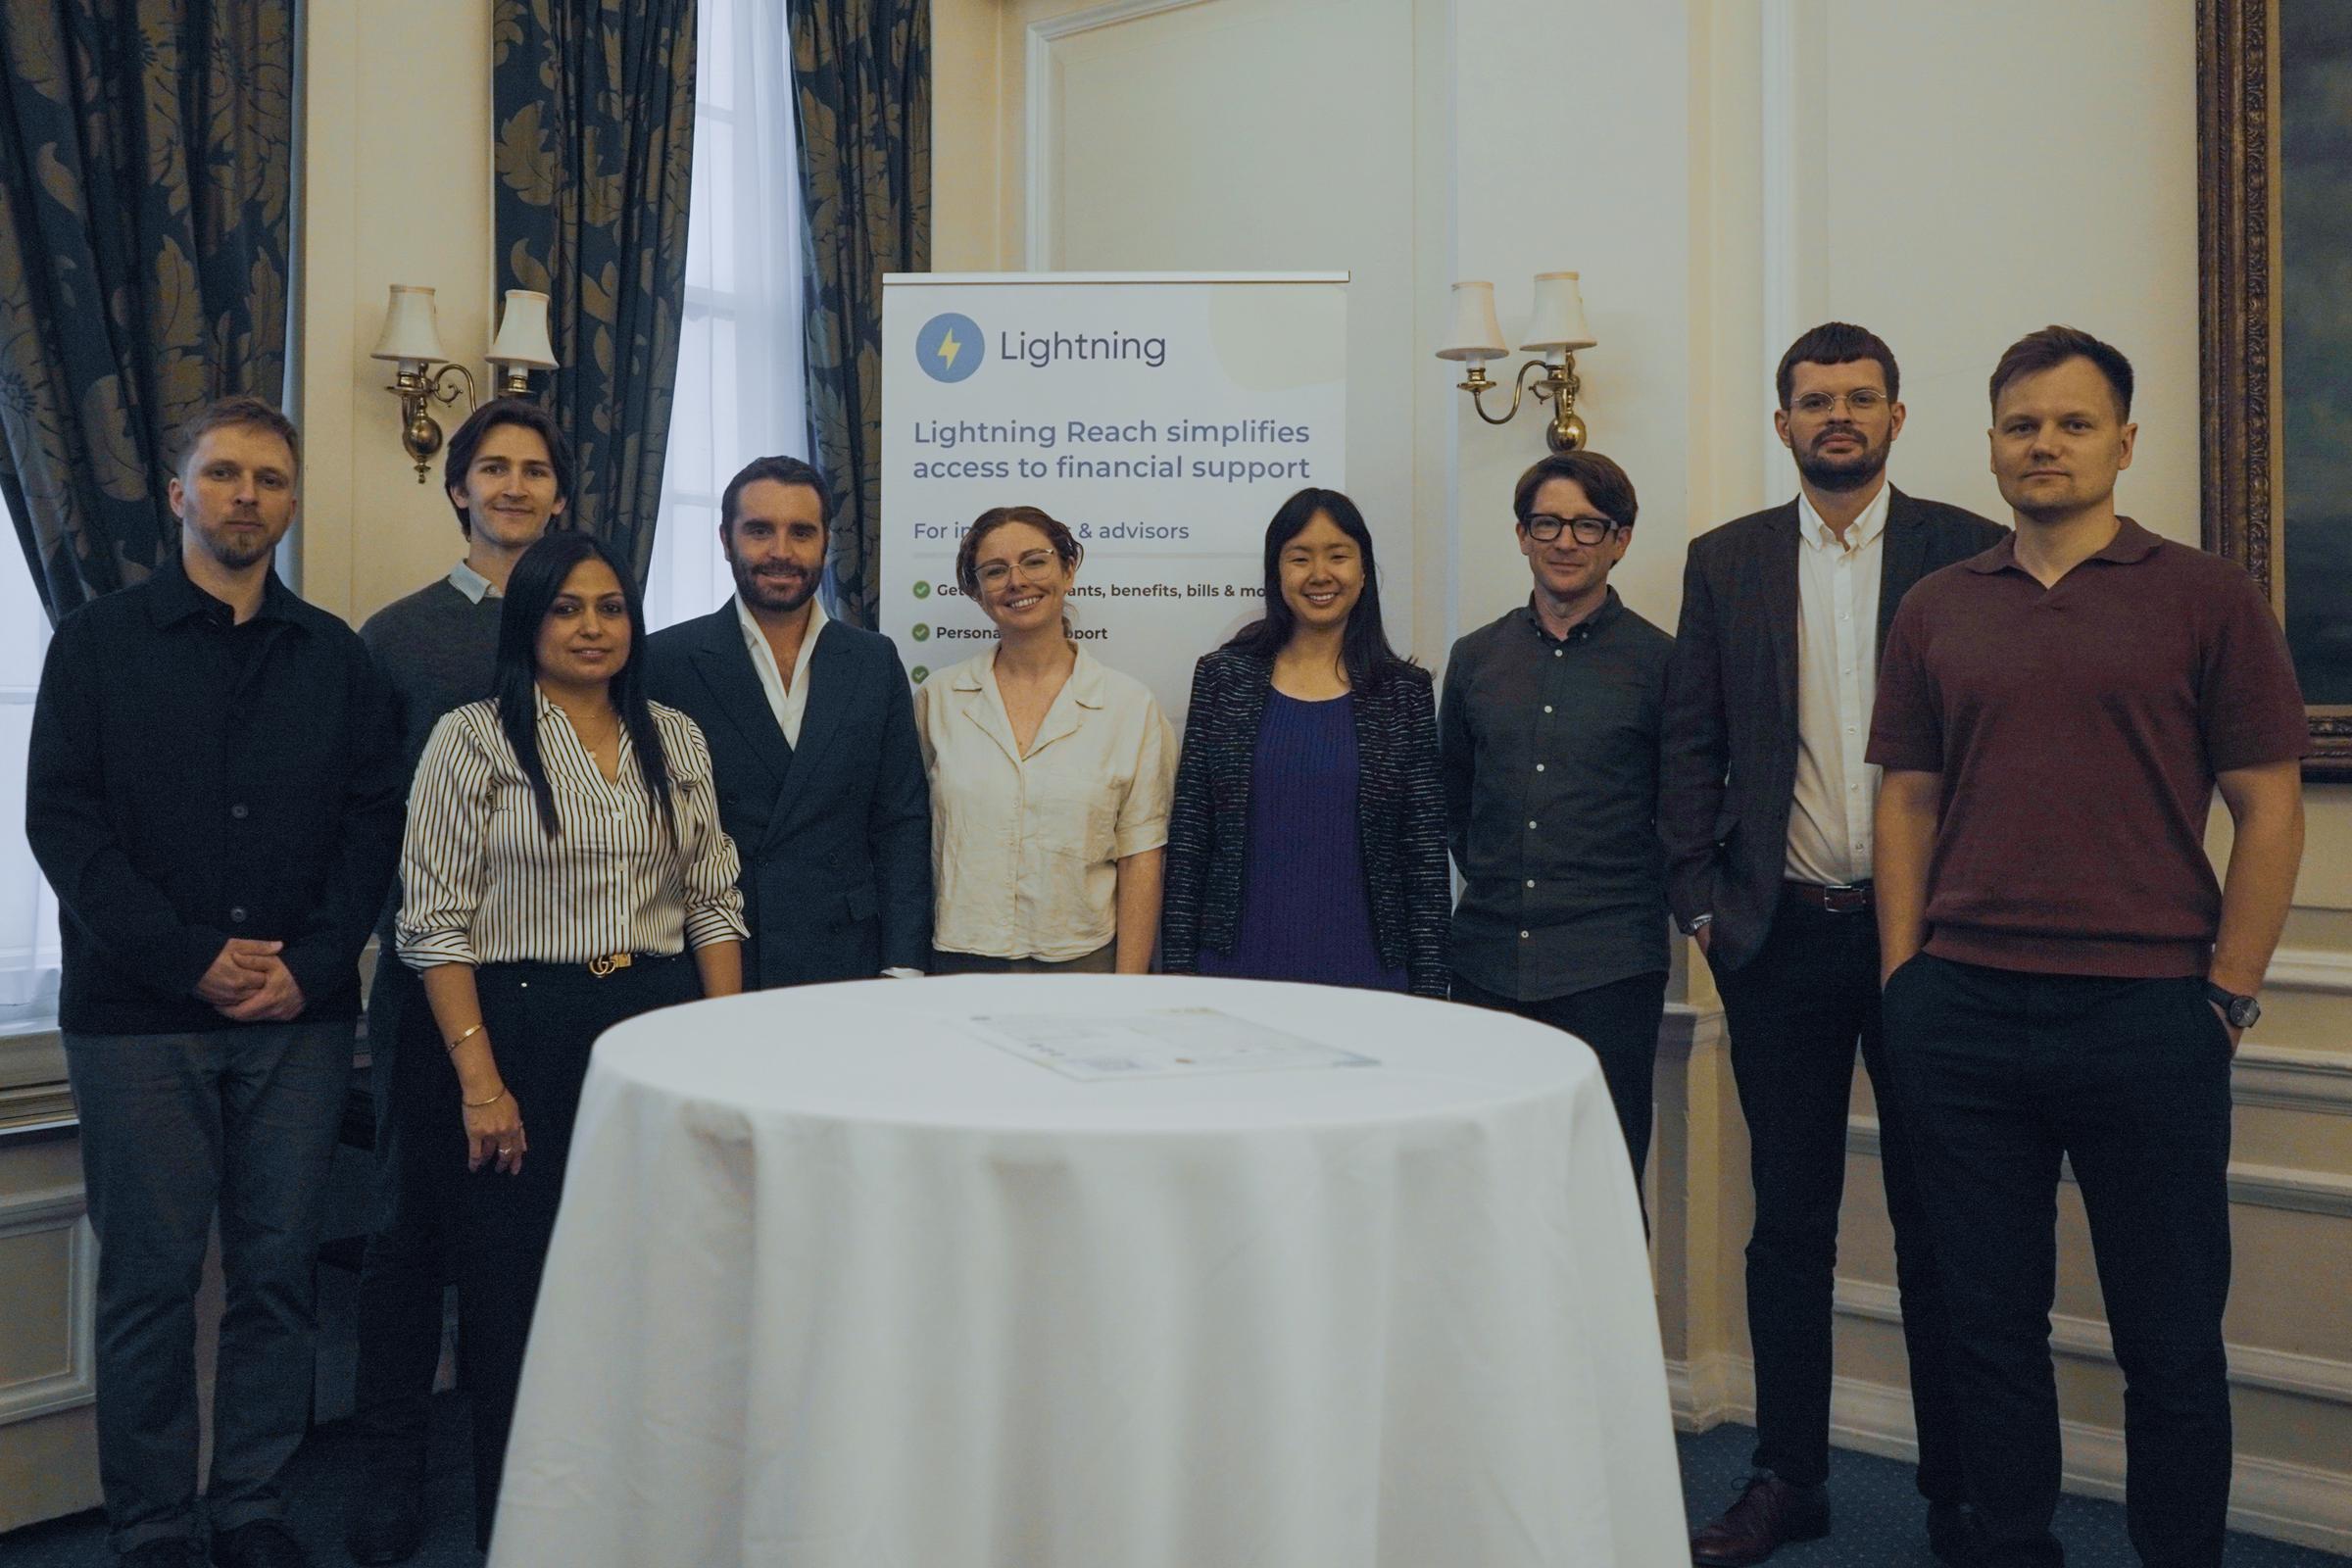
[1521,514,1621,545]
[1788,388,1889,416]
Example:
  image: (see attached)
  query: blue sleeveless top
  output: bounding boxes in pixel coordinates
[1195,690,1409,992]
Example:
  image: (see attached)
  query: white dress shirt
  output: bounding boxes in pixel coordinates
[736,595,828,748]
[1785,482,1890,886]
[397,693,749,967]
[914,649,1174,962]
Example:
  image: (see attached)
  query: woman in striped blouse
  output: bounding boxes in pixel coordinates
[1160,488,1450,996]
[395,530,746,1547]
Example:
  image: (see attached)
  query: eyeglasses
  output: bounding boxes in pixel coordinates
[1788,388,1889,416]
[1521,514,1622,545]
[974,549,1060,590]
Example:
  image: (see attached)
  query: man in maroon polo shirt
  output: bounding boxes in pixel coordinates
[1870,325,2307,1568]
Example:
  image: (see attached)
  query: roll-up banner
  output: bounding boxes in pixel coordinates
[879,272,1348,724]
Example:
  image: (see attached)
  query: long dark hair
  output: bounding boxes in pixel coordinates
[494,531,674,841]
[1223,487,1407,690]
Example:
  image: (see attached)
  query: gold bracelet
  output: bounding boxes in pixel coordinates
[463,1087,507,1108]
[445,1022,484,1054]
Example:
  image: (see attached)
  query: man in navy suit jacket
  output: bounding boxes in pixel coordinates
[644,456,930,985]
[1662,325,2004,1567]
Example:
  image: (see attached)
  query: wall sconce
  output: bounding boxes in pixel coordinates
[369,285,560,482]
[1437,271,1596,452]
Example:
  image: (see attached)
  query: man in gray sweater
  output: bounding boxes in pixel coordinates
[342,399,570,1563]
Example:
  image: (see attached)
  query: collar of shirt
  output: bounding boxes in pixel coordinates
[951,645,1108,710]
[531,685,636,763]
[735,593,828,689]
[1965,514,2160,574]
[448,560,498,603]
[1516,586,1625,646]
[1795,480,1893,556]
[146,551,301,629]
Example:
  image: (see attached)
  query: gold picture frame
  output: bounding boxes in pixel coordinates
[2199,0,2352,777]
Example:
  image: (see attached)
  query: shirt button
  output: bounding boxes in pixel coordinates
[1553,649,1563,658]
[1528,820,1538,830]
[1520,930,1531,940]
[1543,705,1553,714]
[1525,879,1536,889]
[229,804,248,819]
[229,906,247,923]
[1535,762,1545,772]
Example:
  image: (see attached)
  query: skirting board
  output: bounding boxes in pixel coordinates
[1665,1355,2352,1554]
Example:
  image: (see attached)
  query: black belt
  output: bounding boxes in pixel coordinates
[1783,880,1873,914]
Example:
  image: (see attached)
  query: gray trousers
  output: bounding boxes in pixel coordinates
[64,1020,352,1554]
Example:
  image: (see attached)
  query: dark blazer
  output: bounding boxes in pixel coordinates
[643,604,931,986]
[1161,647,1451,997]
[1658,488,2005,973]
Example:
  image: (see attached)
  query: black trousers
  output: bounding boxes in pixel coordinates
[349,961,457,1488]
[1710,894,1962,1500]
[1449,969,1668,1185]
[391,953,702,1549]
[1883,956,2234,1568]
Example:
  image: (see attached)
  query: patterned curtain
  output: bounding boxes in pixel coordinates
[493,0,697,588]
[0,1,292,621]
[790,0,928,627]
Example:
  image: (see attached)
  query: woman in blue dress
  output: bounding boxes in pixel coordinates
[1161,488,1449,995]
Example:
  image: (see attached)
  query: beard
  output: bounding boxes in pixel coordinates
[190,516,275,569]
[733,558,820,613]
[1792,429,1889,493]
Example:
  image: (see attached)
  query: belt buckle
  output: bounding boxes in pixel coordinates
[1822,884,1869,914]
[587,952,633,978]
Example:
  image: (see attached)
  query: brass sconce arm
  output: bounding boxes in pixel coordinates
[1455,355,1587,452]
[386,362,482,483]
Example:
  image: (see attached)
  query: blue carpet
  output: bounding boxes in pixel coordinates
[1681,1422,2349,1567]
[3,1403,2344,1564]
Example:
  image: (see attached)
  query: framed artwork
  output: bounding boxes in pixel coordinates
[2200,0,2352,778]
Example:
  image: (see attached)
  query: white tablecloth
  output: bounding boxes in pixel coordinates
[489,975,1686,1566]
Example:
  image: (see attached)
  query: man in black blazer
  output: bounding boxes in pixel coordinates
[1662,324,2004,1566]
[643,456,930,986]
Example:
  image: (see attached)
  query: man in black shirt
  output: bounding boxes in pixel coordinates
[26,397,401,1568]
[1440,450,1674,1184]
[343,400,570,1564]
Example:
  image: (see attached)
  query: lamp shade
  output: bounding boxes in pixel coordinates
[1520,270,1596,354]
[487,289,559,370]
[370,284,450,365]
[1436,280,1509,363]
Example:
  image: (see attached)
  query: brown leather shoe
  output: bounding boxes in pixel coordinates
[1690,1472,1831,1565]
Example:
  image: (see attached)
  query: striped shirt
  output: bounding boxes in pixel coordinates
[396,693,749,968]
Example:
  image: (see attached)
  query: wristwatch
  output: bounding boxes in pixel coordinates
[2203,982,2261,1031]
[1679,912,1714,937]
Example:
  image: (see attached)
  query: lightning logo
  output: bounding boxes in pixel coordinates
[915,312,984,383]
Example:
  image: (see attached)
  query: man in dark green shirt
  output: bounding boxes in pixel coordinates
[1440,450,1673,1182]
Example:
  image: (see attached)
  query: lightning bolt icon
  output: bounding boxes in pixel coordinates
[936,328,961,369]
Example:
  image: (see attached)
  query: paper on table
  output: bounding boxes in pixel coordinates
[967,1006,1379,1081]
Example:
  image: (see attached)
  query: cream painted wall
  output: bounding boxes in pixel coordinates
[299,0,496,626]
[1445,4,1692,650]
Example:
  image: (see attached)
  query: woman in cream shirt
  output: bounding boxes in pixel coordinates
[915,505,1174,972]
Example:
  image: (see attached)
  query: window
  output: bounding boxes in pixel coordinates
[643,0,808,631]
[0,551,60,1025]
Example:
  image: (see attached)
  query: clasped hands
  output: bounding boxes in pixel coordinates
[194,938,307,1022]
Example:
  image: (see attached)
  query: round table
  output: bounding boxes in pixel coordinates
[487,975,1686,1566]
